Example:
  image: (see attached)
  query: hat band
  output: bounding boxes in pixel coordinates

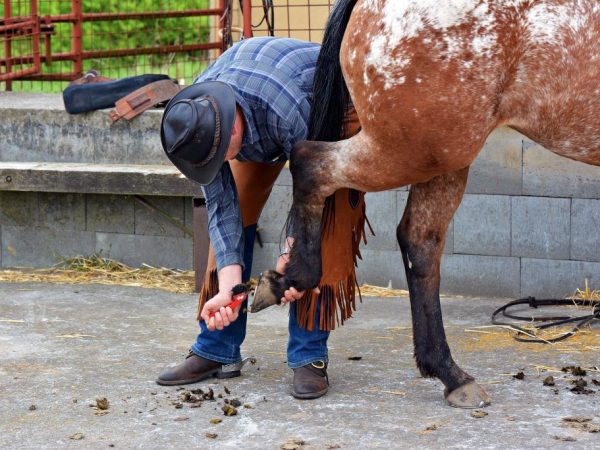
[193,96,222,168]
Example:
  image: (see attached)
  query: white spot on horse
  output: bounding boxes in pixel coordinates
[362,0,502,88]
[527,3,588,46]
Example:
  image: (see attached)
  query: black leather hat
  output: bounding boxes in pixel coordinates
[160,81,236,185]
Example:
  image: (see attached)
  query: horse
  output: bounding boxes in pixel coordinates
[252,0,600,408]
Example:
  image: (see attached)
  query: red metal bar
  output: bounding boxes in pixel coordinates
[49,9,223,23]
[0,19,37,33]
[243,0,252,39]
[71,0,83,76]
[13,41,222,75]
[3,0,12,89]
[30,0,41,75]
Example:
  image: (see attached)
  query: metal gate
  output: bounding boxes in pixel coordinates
[1,0,231,92]
[1,0,333,92]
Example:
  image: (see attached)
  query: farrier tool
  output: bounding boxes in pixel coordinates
[208,284,248,318]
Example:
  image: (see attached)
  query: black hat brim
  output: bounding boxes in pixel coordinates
[161,81,236,185]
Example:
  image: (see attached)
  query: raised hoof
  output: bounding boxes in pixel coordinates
[445,382,491,409]
[249,270,287,313]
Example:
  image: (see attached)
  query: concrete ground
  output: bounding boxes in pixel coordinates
[1,282,599,449]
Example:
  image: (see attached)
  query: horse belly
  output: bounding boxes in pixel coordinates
[500,0,600,166]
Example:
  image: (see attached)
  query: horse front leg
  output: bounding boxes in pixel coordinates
[397,167,491,408]
[251,141,334,311]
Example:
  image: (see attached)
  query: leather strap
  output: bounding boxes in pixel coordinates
[109,79,182,122]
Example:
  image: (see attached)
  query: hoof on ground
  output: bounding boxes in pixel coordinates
[445,382,491,409]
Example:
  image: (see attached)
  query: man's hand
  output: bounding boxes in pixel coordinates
[201,290,241,331]
[275,238,320,305]
[200,264,243,331]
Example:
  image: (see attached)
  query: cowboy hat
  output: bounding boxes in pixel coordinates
[160,81,236,185]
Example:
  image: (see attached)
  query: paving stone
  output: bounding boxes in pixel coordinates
[0,191,38,227]
[521,258,600,298]
[511,197,570,259]
[86,194,135,234]
[454,194,511,256]
[570,199,600,262]
[95,232,193,270]
[523,140,600,198]
[440,254,521,298]
[134,196,186,237]
[38,192,86,231]
[1,225,95,267]
[467,127,523,195]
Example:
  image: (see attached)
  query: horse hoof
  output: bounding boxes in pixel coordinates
[249,270,286,313]
[445,382,491,409]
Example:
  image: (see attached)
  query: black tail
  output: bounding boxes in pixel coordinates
[308,0,358,142]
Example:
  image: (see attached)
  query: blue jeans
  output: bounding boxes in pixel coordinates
[191,224,329,368]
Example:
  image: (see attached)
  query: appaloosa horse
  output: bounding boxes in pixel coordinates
[253,0,600,408]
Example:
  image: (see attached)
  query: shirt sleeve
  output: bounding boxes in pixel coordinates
[269,105,309,160]
[201,162,245,271]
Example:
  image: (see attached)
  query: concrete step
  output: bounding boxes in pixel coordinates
[0,161,202,197]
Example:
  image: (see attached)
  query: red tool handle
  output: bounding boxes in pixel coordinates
[208,285,248,318]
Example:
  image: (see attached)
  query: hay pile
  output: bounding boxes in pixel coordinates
[0,255,195,294]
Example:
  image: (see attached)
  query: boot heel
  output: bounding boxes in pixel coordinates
[216,369,241,379]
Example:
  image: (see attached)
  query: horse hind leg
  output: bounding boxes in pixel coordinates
[397,167,491,409]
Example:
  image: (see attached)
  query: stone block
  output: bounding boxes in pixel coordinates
[134,196,186,237]
[467,127,523,195]
[38,192,86,231]
[523,140,600,198]
[1,225,96,267]
[521,258,600,298]
[86,194,135,233]
[95,232,193,270]
[570,199,600,262]
[355,249,407,290]
[440,254,521,297]
[454,194,511,256]
[364,191,399,251]
[511,197,570,259]
[258,185,293,244]
[184,197,196,230]
[0,192,38,227]
[0,93,167,165]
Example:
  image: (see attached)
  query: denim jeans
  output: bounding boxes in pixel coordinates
[191,224,329,368]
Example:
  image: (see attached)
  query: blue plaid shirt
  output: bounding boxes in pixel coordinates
[194,37,320,271]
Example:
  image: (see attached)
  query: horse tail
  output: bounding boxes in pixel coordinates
[309,0,358,142]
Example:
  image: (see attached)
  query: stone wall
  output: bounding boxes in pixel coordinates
[1,92,599,298]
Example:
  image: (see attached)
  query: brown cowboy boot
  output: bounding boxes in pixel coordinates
[156,352,241,386]
[292,361,329,399]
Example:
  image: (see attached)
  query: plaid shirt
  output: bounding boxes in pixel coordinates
[194,37,320,271]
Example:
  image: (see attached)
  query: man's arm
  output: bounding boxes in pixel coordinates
[200,163,246,330]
